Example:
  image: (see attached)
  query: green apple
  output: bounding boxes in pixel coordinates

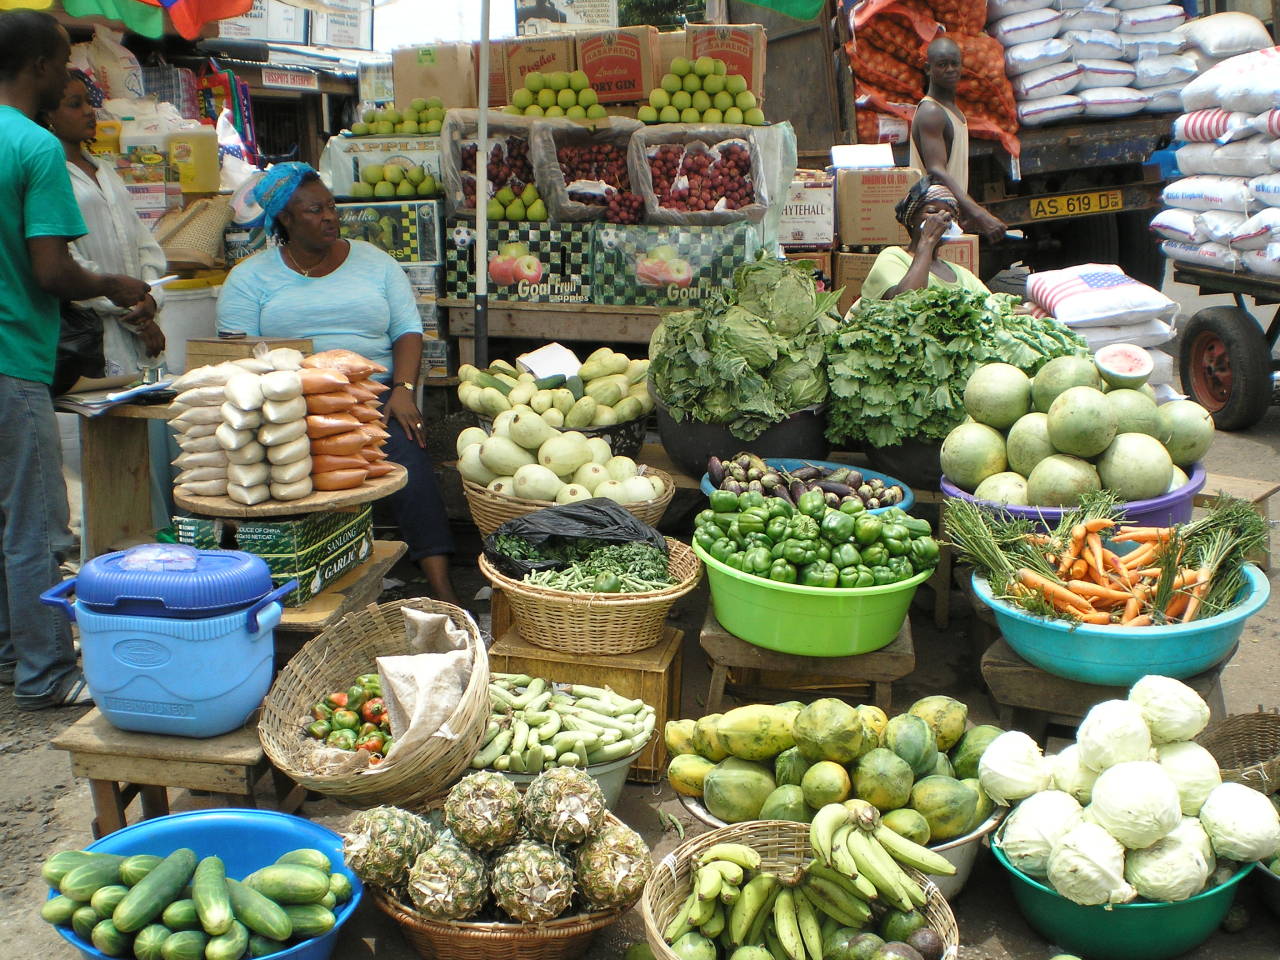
[496,186,516,206]
[680,107,700,123]
[385,165,405,185]
[499,241,529,258]
[402,120,419,134]
[406,165,426,185]
[702,108,723,124]
[521,183,539,205]
[375,121,394,135]
[351,181,374,198]
[425,119,442,133]
[362,108,377,124]
[556,88,577,109]
[526,198,547,222]
[694,56,715,77]
[361,164,385,185]
[396,179,416,197]
[714,58,727,75]
[545,105,565,118]
[670,56,691,77]
[503,105,523,115]
[726,74,748,95]
[735,90,757,111]
[672,90,692,111]
[658,105,680,123]
[525,71,546,92]
[512,88,534,110]
[569,70,589,91]
[586,104,607,119]
[393,122,406,134]
[374,181,396,198]
[650,244,679,261]
[682,73,701,93]
[505,198,527,220]
[691,90,711,112]
[566,105,587,120]
[425,106,445,122]
[660,73,681,94]
[577,88,598,108]
[486,198,505,220]
[547,71,569,91]
[744,107,766,125]
[723,106,744,124]
[426,96,443,109]
[385,108,402,124]
[350,122,370,136]
[418,173,437,197]
[712,91,734,112]
[703,74,725,95]
[650,88,670,109]
[537,88,556,109]
[524,104,544,117]
[410,97,428,113]
[638,105,659,123]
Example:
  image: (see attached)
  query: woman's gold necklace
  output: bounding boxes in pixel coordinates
[285,244,327,277]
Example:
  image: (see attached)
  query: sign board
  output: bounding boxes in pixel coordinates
[261,67,320,91]
[219,0,307,44]
[515,0,617,35]
[311,0,373,50]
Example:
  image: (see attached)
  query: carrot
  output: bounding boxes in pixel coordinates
[1165,591,1190,621]
[1084,518,1115,533]
[1120,543,1159,570]
[1017,568,1092,611]
[1027,534,1053,546]
[1077,611,1114,625]
[1127,615,1154,627]
[1121,596,1142,624]
[1133,567,1164,580]
[1058,523,1088,576]
[1106,551,1132,588]
[1070,558,1089,580]
[1112,526,1172,542]
[1067,580,1134,603]
[1170,569,1202,591]
[1182,571,1212,622]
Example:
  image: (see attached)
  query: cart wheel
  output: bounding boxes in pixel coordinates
[1178,306,1272,430]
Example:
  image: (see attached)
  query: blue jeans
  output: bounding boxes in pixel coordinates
[0,374,77,706]
[378,395,454,562]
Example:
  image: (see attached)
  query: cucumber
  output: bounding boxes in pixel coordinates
[192,856,233,936]
[112,847,197,933]
[564,396,596,429]
[244,864,329,905]
[493,372,519,389]
[534,374,566,390]
[42,850,122,888]
[72,905,100,940]
[160,898,199,931]
[40,894,79,926]
[488,358,518,377]
[120,854,165,887]
[318,890,337,910]
[565,375,584,400]
[205,919,249,960]
[248,933,287,957]
[159,929,209,960]
[281,903,336,938]
[90,918,132,957]
[274,848,331,874]
[473,371,512,395]
[132,923,171,960]
[328,873,353,905]
[90,883,129,919]
[60,856,125,901]
[226,878,292,942]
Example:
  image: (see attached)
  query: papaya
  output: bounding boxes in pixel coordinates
[884,714,938,779]
[855,704,889,742]
[853,747,913,812]
[949,724,1004,781]
[822,927,868,960]
[759,784,813,823]
[774,746,812,788]
[793,698,874,764]
[668,754,716,797]
[664,719,698,757]
[909,775,978,843]
[801,761,852,808]
[908,696,969,751]
[962,777,996,833]
[881,808,931,846]
[879,908,927,943]
[671,932,716,960]
[716,704,796,762]
[702,757,776,824]
[692,714,730,762]
[933,753,955,778]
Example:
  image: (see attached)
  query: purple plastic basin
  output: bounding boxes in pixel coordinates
[941,462,1206,532]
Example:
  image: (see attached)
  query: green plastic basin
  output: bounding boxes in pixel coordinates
[691,539,929,657]
[992,836,1254,960]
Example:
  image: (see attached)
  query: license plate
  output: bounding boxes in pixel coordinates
[1029,190,1124,220]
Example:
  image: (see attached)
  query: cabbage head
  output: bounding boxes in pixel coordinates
[1199,781,1280,862]
[769,357,827,411]
[1129,675,1211,744]
[1047,821,1137,906]
[1124,831,1211,902]
[1168,816,1215,865]
[1156,741,1221,816]
[1088,760,1181,849]
[714,307,779,371]
[1001,790,1083,878]
[979,731,1053,805]
[1051,744,1099,805]
[1077,699,1152,772]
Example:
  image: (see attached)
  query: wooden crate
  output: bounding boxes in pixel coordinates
[488,605,682,784]
[184,337,314,371]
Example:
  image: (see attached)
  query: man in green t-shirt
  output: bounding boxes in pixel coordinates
[0,10,151,710]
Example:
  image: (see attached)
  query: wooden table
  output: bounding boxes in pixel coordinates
[1196,473,1280,570]
[278,540,406,635]
[699,608,916,712]
[52,709,305,838]
[440,300,668,366]
[174,465,407,518]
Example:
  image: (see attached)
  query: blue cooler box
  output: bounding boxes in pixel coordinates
[42,544,295,738]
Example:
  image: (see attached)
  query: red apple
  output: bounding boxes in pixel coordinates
[513,254,543,284]
[635,256,666,286]
[488,255,517,285]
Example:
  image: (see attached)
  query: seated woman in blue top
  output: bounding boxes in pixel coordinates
[217,163,458,605]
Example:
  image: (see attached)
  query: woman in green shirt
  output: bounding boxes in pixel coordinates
[859,176,989,302]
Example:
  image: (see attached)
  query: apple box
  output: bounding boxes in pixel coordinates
[504,35,577,104]
[443,220,592,304]
[686,24,767,97]
[336,200,442,264]
[590,222,759,307]
[392,43,477,110]
[319,133,443,201]
[575,26,660,104]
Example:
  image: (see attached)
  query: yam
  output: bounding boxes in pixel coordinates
[305,392,357,415]
[311,468,367,491]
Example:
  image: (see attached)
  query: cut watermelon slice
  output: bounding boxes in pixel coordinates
[1094,343,1153,389]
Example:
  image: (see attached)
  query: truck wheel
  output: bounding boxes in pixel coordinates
[1117,211,1165,289]
[1178,306,1272,430]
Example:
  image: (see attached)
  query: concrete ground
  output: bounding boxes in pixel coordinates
[3,266,1278,960]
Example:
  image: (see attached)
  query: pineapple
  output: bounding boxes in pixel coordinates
[491,839,575,923]
[523,767,606,847]
[407,833,490,920]
[342,805,434,890]
[444,771,522,852]
[575,820,653,910]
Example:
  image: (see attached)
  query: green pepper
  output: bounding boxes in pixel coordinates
[326,728,358,750]
[880,507,909,523]
[861,543,889,566]
[854,565,875,588]
[330,708,360,730]
[872,565,897,586]
[769,559,798,583]
[884,535,910,557]
[767,498,794,519]
[910,537,940,571]
[694,527,719,552]
[345,685,369,711]
[696,508,718,527]
[725,552,746,571]
[306,720,331,740]
[738,491,767,511]
[709,538,737,564]
[712,512,739,532]
[726,521,745,547]
[814,542,831,562]
[838,566,860,588]
[709,490,740,513]
[737,507,770,536]
[854,514,883,546]
[355,674,381,697]
[592,572,622,593]
[797,489,827,520]
[766,516,791,542]
[819,510,856,544]
[310,701,333,722]
[789,515,820,540]
[782,538,818,566]
[882,521,909,541]
[800,561,839,588]
[743,546,773,575]
[744,532,772,549]
[839,499,866,516]
[902,516,933,538]
[889,556,914,580]
[770,541,787,560]
[830,543,862,569]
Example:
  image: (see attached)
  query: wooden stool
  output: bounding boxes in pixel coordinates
[1196,474,1280,570]
[52,709,305,838]
[980,637,1230,742]
[699,610,916,713]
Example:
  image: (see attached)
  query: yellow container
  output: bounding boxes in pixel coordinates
[168,124,220,193]
[89,119,121,155]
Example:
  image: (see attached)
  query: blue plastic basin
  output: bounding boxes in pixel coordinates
[699,458,915,515]
[51,809,362,960]
[972,564,1269,686]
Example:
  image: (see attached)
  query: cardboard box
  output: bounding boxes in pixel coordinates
[393,43,477,111]
[779,174,836,248]
[504,35,577,100]
[421,338,452,380]
[444,221,593,304]
[473,39,509,107]
[575,26,659,104]
[224,226,268,267]
[173,506,373,606]
[337,199,442,265]
[185,337,313,371]
[940,233,979,275]
[832,236,980,315]
[686,23,767,95]
[784,249,833,288]
[591,221,759,307]
[320,133,444,200]
[657,29,687,71]
[417,300,441,336]
[402,263,440,299]
[835,166,921,247]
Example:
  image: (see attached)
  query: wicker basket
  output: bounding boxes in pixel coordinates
[478,537,701,655]
[641,821,961,960]
[1197,710,1280,795]
[258,598,490,810]
[462,467,675,537]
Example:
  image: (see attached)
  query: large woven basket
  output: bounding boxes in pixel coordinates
[258,598,490,810]
[462,467,675,537]
[478,537,701,655]
[642,821,961,960]
[1198,710,1280,795]
[369,812,637,960]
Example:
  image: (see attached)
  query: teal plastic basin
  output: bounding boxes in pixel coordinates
[992,836,1253,960]
[972,564,1268,686]
[692,539,928,656]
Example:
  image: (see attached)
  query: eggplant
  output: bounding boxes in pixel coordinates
[869,478,884,491]
[746,479,764,494]
[858,484,874,500]
[746,453,768,474]
[772,485,794,505]
[760,473,782,491]
[746,467,763,481]
[827,467,851,484]
[707,457,725,486]
[736,455,753,471]
[789,466,822,481]
[722,479,744,495]
[883,487,903,505]
[845,471,863,489]
[816,480,855,497]
[866,497,881,509]
[729,464,747,482]
[824,492,841,508]
[788,479,808,502]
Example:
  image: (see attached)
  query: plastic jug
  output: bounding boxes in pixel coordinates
[169,124,220,194]
[89,118,121,155]
[119,115,169,163]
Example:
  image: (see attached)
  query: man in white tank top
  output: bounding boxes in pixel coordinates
[909,36,1006,243]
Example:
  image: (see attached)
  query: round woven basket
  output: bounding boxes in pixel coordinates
[1197,711,1280,795]
[462,467,675,538]
[642,821,961,960]
[369,812,638,960]
[258,598,490,810]
[478,537,702,655]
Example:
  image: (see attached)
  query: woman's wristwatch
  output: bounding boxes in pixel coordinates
[395,381,416,392]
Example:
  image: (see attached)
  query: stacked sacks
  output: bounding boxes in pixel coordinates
[300,350,397,491]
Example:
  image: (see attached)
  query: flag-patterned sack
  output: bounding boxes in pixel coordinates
[1027,263,1178,328]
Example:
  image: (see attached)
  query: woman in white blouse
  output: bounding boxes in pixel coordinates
[45,70,166,376]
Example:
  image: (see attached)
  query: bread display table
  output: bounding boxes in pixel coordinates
[52,708,305,838]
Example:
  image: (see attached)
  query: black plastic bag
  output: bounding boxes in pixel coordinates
[483,499,667,580]
[51,302,105,396]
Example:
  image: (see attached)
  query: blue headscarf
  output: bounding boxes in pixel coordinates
[248,161,318,237]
